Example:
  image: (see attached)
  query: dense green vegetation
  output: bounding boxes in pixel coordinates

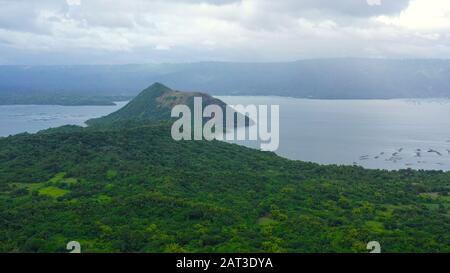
[0,122,449,253]
[0,83,449,253]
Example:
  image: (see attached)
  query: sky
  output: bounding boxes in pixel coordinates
[1,0,450,64]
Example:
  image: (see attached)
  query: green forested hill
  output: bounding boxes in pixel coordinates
[0,123,449,253]
[86,83,250,128]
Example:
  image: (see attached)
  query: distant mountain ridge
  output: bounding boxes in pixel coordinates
[2,59,450,99]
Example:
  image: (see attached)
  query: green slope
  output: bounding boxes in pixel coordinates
[86,82,250,128]
[0,124,449,253]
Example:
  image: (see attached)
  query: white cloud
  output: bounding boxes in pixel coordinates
[376,0,450,30]
[155,44,171,51]
[66,0,81,6]
[0,0,450,64]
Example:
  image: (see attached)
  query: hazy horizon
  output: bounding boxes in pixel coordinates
[3,57,450,66]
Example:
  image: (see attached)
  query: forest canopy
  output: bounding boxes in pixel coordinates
[0,123,449,253]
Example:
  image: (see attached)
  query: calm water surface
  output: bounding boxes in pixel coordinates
[1,98,450,170]
[0,101,128,136]
[218,96,450,171]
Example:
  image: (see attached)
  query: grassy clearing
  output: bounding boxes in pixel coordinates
[419,192,440,199]
[365,221,385,233]
[258,216,277,226]
[49,172,66,183]
[62,178,78,185]
[10,173,77,197]
[96,195,112,203]
[38,186,69,198]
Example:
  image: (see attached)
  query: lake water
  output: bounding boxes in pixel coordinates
[217,96,450,171]
[0,101,128,136]
[1,98,450,171]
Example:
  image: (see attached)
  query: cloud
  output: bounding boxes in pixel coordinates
[66,0,81,6]
[0,0,450,64]
[376,0,450,30]
[155,44,171,51]
[367,0,382,6]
